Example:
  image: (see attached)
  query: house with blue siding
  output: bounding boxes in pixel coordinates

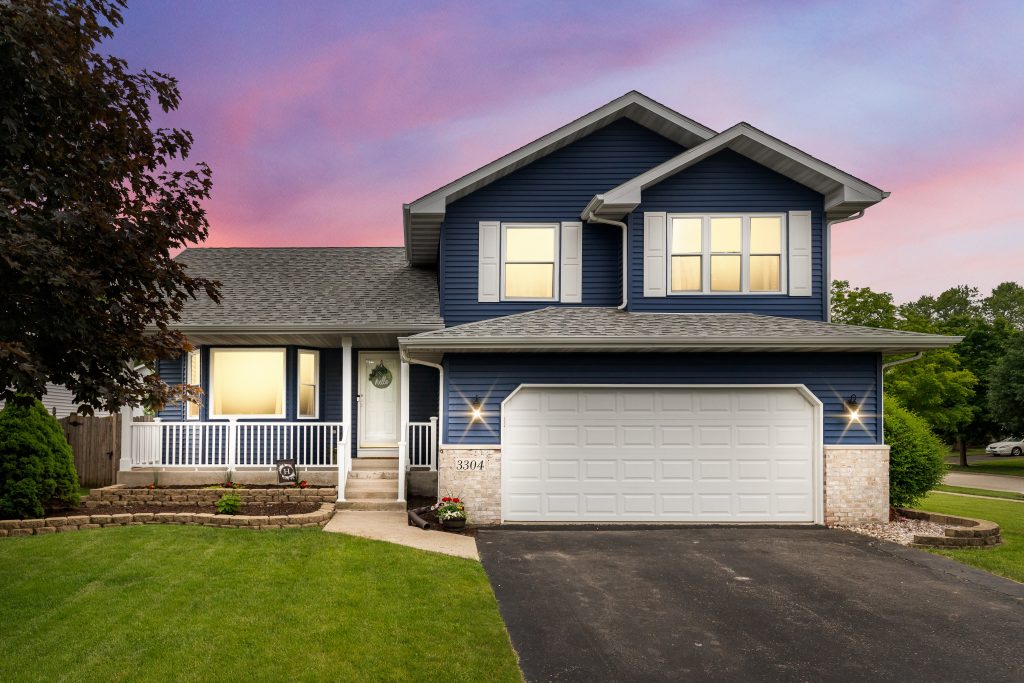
[124,92,958,526]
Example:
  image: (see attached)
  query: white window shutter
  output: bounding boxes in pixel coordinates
[478,221,500,302]
[559,221,583,303]
[788,210,812,297]
[643,212,667,298]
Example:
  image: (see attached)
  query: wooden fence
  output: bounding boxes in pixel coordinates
[57,413,121,488]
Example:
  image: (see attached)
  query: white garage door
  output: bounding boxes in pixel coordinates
[502,386,819,523]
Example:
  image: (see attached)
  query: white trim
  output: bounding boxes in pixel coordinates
[499,383,824,526]
[185,349,201,420]
[208,347,287,420]
[296,349,320,420]
[499,222,560,302]
[665,213,787,295]
[478,221,500,303]
[642,212,667,297]
[559,221,583,304]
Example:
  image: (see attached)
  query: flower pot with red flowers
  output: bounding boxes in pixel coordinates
[434,496,467,530]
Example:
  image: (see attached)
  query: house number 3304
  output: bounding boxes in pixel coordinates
[455,459,485,471]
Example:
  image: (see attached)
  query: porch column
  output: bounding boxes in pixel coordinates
[340,337,352,500]
[118,405,134,472]
[398,358,410,502]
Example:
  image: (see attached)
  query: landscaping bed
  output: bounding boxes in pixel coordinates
[96,501,319,515]
[840,507,1002,548]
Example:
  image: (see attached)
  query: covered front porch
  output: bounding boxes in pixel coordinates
[120,330,441,503]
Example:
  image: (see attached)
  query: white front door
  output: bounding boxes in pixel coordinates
[502,386,818,523]
[358,352,401,448]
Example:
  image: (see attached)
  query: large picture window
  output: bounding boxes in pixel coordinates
[209,348,286,419]
[668,214,785,294]
[297,350,319,419]
[501,223,559,300]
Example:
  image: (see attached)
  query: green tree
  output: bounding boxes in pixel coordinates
[984,282,1024,330]
[885,350,977,443]
[987,334,1024,436]
[0,0,219,414]
[0,397,79,519]
[830,280,897,328]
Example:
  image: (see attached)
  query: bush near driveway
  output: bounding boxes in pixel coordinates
[919,492,1024,584]
[0,527,521,682]
[0,397,79,519]
[884,395,947,508]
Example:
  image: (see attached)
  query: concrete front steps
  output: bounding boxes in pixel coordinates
[337,458,405,511]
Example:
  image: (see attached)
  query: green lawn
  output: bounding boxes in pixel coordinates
[946,457,1024,477]
[917,492,1024,584]
[0,527,521,682]
[933,484,1024,501]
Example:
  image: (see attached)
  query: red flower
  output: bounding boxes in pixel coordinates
[453,498,460,503]
[442,497,451,502]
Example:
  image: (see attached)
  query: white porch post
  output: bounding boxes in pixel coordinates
[339,337,352,502]
[398,358,410,502]
[118,405,134,473]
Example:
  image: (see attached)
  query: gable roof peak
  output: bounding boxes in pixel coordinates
[403,91,716,265]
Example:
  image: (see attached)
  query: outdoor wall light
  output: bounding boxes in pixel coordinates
[469,396,484,424]
[845,394,861,423]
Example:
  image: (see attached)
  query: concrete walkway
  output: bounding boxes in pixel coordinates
[323,510,479,560]
[944,471,1024,493]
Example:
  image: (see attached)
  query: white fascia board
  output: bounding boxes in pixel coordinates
[174,323,444,334]
[400,334,963,353]
[588,124,887,219]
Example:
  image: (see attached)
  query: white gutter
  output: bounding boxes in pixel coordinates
[882,351,923,370]
[585,211,629,310]
[824,210,865,322]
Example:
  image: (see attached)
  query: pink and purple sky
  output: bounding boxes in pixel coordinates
[108,0,1024,303]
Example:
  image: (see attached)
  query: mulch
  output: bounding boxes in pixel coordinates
[76,502,320,515]
[140,485,334,490]
[407,496,477,537]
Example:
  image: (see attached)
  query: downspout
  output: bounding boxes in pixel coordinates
[824,210,865,322]
[399,347,445,448]
[585,212,629,310]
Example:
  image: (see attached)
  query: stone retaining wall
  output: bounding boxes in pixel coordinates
[0,503,335,537]
[85,484,337,507]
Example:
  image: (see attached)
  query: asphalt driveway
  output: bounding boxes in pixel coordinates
[477,527,1024,682]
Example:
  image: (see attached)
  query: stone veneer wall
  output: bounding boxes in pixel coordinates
[438,448,502,525]
[823,445,890,525]
[0,503,335,537]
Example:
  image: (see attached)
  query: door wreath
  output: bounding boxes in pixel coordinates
[368,361,393,389]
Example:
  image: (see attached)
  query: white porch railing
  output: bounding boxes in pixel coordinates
[129,421,346,468]
[407,417,438,470]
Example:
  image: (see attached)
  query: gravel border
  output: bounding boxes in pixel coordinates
[839,517,953,545]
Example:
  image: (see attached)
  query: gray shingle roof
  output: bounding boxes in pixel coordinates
[401,307,961,353]
[174,247,442,329]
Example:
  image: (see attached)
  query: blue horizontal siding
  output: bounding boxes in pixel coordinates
[440,118,684,326]
[409,364,439,422]
[629,149,827,320]
[443,352,882,446]
[156,356,185,420]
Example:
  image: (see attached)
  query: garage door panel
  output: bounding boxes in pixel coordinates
[503,387,817,523]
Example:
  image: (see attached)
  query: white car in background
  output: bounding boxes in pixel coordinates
[986,438,1024,457]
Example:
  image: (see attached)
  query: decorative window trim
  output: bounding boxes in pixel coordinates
[297,349,320,420]
[208,347,287,420]
[499,222,560,302]
[185,349,201,420]
[666,213,787,295]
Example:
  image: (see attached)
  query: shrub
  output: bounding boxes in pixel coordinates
[0,397,80,519]
[216,493,242,515]
[884,395,947,508]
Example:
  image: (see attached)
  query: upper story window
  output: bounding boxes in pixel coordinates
[185,349,201,420]
[501,223,559,301]
[297,349,319,419]
[668,214,785,294]
[209,348,286,419]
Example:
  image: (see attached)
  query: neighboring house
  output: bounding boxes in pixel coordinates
[4,383,110,418]
[122,91,959,525]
